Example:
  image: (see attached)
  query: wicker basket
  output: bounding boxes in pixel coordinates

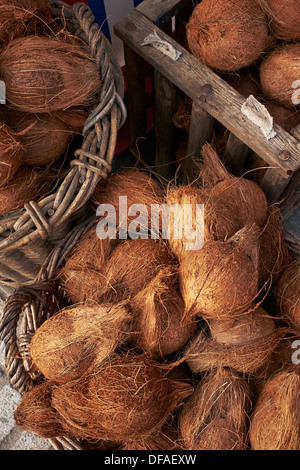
[0,0,127,289]
[0,214,101,450]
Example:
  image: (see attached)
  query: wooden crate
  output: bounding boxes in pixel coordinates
[114,0,300,212]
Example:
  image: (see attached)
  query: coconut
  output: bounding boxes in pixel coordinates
[255,0,300,41]
[130,266,196,359]
[265,101,300,132]
[30,303,131,384]
[59,226,118,305]
[179,367,252,450]
[0,121,24,187]
[93,169,165,238]
[51,353,193,442]
[165,185,208,261]
[179,225,260,321]
[97,238,175,302]
[260,44,300,109]
[14,381,66,439]
[123,422,184,451]
[200,143,268,240]
[0,36,101,113]
[0,165,62,215]
[186,0,270,73]
[208,304,276,346]
[224,69,263,99]
[184,322,288,375]
[275,260,300,331]
[249,369,300,450]
[0,0,53,46]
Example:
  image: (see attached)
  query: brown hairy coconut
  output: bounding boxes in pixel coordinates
[179,225,260,321]
[52,353,193,442]
[96,238,174,302]
[165,185,208,261]
[255,0,300,41]
[14,381,66,439]
[200,143,268,240]
[186,0,270,73]
[93,169,165,238]
[249,369,300,450]
[275,260,300,331]
[0,121,24,187]
[0,165,62,215]
[179,367,252,450]
[184,321,288,375]
[0,36,101,113]
[0,0,53,46]
[258,205,290,289]
[30,303,131,384]
[260,44,300,109]
[59,226,118,305]
[224,69,263,99]
[130,266,196,359]
[264,101,300,132]
[123,422,184,451]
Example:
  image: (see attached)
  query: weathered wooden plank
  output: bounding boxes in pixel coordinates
[136,0,192,26]
[123,44,147,157]
[114,10,300,178]
[154,70,178,180]
[223,132,251,176]
[184,101,214,183]
[260,168,291,203]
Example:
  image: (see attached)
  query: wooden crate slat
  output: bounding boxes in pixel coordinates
[136,0,191,26]
[114,9,300,180]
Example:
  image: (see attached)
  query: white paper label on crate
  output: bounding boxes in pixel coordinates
[241,95,277,141]
[0,81,6,104]
[141,30,182,61]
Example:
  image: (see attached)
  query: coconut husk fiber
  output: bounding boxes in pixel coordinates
[249,368,300,450]
[0,35,102,113]
[94,238,175,303]
[92,169,165,239]
[186,0,270,73]
[184,320,289,375]
[179,367,252,450]
[51,353,193,442]
[123,421,184,451]
[179,225,260,321]
[200,143,268,241]
[0,120,24,187]
[165,184,208,261]
[260,43,300,109]
[275,260,300,331]
[14,381,67,439]
[0,165,63,215]
[0,0,53,46]
[130,266,196,359]
[30,303,131,384]
[255,0,300,41]
[59,226,118,305]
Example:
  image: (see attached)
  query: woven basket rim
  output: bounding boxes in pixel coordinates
[0,0,126,255]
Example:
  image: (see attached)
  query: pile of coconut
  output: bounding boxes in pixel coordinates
[174,0,300,179]
[0,0,99,215]
[14,144,300,450]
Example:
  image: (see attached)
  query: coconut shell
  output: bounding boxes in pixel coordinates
[255,0,300,41]
[186,0,270,73]
[0,165,62,215]
[14,381,66,439]
[165,185,208,260]
[59,226,118,305]
[200,144,268,240]
[97,238,175,302]
[249,369,300,450]
[179,225,260,321]
[0,121,24,187]
[130,266,196,359]
[260,44,300,109]
[30,303,131,384]
[52,353,193,442]
[275,260,300,331]
[0,36,101,113]
[179,367,252,450]
[184,323,288,375]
